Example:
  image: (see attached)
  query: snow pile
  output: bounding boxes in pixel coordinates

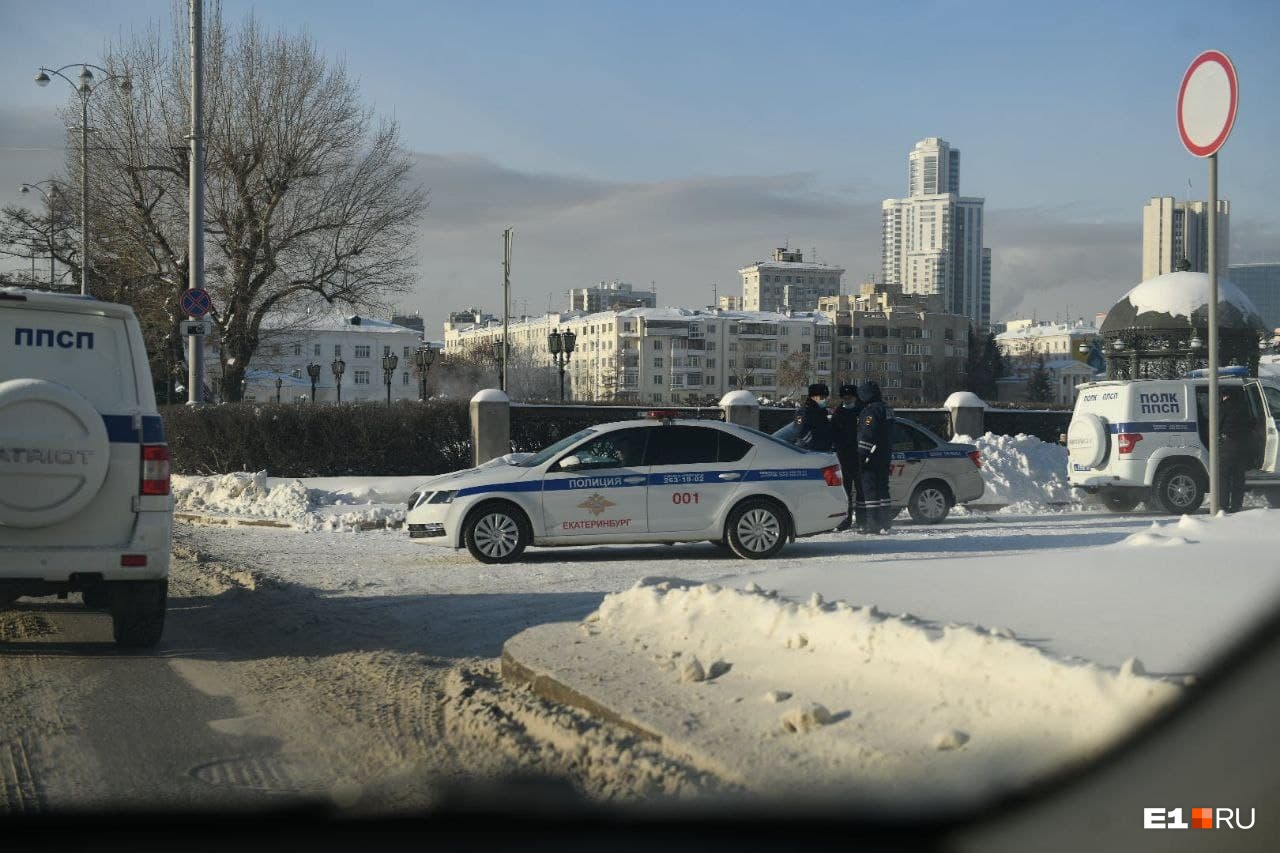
[172,472,414,532]
[954,432,1073,509]
[1119,523,1192,548]
[505,578,1180,805]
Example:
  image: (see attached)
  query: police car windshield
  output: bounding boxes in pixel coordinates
[514,427,598,467]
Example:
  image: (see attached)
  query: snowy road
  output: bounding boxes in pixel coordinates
[4,507,1279,811]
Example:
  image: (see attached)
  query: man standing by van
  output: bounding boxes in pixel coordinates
[1219,388,1255,513]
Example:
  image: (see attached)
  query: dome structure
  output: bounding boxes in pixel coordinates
[1099,271,1267,380]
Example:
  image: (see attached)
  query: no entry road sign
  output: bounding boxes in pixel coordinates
[180,287,212,318]
[1177,50,1238,158]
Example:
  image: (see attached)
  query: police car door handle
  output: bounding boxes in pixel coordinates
[623,475,646,485]
[718,472,742,480]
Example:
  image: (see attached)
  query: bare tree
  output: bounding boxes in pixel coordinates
[776,350,813,399]
[56,6,425,400]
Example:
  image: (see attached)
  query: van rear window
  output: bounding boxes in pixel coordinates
[1,308,138,410]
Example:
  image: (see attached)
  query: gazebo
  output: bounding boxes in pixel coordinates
[1100,271,1268,380]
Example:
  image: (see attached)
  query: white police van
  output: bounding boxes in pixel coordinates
[406,412,849,562]
[1066,371,1280,513]
[0,288,172,646]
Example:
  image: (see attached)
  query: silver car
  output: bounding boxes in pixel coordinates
[774,415,984,523]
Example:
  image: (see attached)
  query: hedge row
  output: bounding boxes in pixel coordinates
[161,401,471,477]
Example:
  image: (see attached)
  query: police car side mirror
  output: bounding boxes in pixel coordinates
[558,455,583,472]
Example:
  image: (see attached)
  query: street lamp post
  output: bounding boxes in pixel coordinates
[547,328,577,401]
[491,340,506,390]
[413,344,436,401]
[331,358,345,404]
[34,64,132,296]
[19,181,62,288]
[306,362,321,402]
[382,352,399,406]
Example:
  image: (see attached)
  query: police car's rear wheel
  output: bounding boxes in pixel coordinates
[463,502,530,563]
[726,499,788,560]
[907,481,952,524]
[110,580,166,648]
[1151,463,1205,515]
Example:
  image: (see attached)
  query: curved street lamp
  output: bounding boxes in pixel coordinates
[413,344,436,401]
[381,352,399,406]
[34,63,132,296]
[20,180,64,288]
[331,358,346,403]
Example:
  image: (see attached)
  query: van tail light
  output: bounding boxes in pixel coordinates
[968,450,982,469]
[141,444,171,495]
[1117,433,1144,455]
[821,464,842,487]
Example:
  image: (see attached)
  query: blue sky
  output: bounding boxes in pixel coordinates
[1,0,1277,325]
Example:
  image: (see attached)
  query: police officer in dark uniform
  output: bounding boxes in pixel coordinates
[830,383,864,532]
[856,380,894,534]
[794,382,833,451]
[1219,387,1256,514]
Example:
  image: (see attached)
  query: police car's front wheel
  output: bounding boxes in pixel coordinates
[463,501,531,563]
[907,481,953,524]
[726,499,789,560]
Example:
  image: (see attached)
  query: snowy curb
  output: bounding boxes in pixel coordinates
[174,511,403,531]
[502,579,1181,805]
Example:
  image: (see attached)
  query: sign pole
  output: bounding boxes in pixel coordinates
[1207,152,1219,514]
[186,0,205,405]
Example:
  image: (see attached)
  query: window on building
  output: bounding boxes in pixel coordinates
[802,343,811,353]
[403,372,410,385]
[653,374,662,385]
[334,345,342,358]
[404,346,412,358]
[653,340,662,350]
[354,345,371,359]
[314,344,321,356]
[292,343,302,356]
[706,341,717,352]
[654,357,664,367]
[354,369,370,385]
[729,325,738,334]
[271,344,281,356]
[706,324,716,332]
[383,345,391,357]
[707,358,716,368]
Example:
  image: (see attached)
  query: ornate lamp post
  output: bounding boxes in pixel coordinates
[306,362,321,402]
[331,358,346,403]
[547,328,577,401]
[382,352,399,406]
[19,181,63,287]
[413,344,436,401]
[34,63,132,296]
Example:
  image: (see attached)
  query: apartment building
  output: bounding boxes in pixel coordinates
[739,247,844,312]
[443,307,835,404]
[567,280,657,312]
[995,319,1100,363]
[815,289,971,404]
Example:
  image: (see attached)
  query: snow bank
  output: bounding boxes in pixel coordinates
[954,432,1073,509]
[505,579,1180,805]
[172,471,414,532]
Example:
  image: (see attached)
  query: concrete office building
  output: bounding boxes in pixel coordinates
[739,247,844,312]
[1142,197,1230,280]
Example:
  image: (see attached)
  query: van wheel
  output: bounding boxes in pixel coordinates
[463,501,530,563]
[907,481,953,524]
[726,498,789,560]
[1151,464,1205,515]
[110,580,167,648]
[82,586,109,610]
[1101,491,1143,513]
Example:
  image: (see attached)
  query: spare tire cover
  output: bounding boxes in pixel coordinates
[1067,412,1108,469]
[0,378,111,528]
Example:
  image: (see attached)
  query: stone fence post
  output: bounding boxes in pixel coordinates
[944,391,986,439]
[471,389,511,466]
[720,390,760,430]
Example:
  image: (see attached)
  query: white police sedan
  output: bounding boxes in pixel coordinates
[406,412,849,563]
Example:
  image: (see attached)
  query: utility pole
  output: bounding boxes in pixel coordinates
[186,0,205,405]
[501,227,512,392]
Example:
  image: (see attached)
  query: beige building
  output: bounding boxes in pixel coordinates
[567,280,657,312]
[1142,196,1230,281]
[995,319,1099,363]
[815,288,971,405]
[739,248,844,312]
[444,307,834,404]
